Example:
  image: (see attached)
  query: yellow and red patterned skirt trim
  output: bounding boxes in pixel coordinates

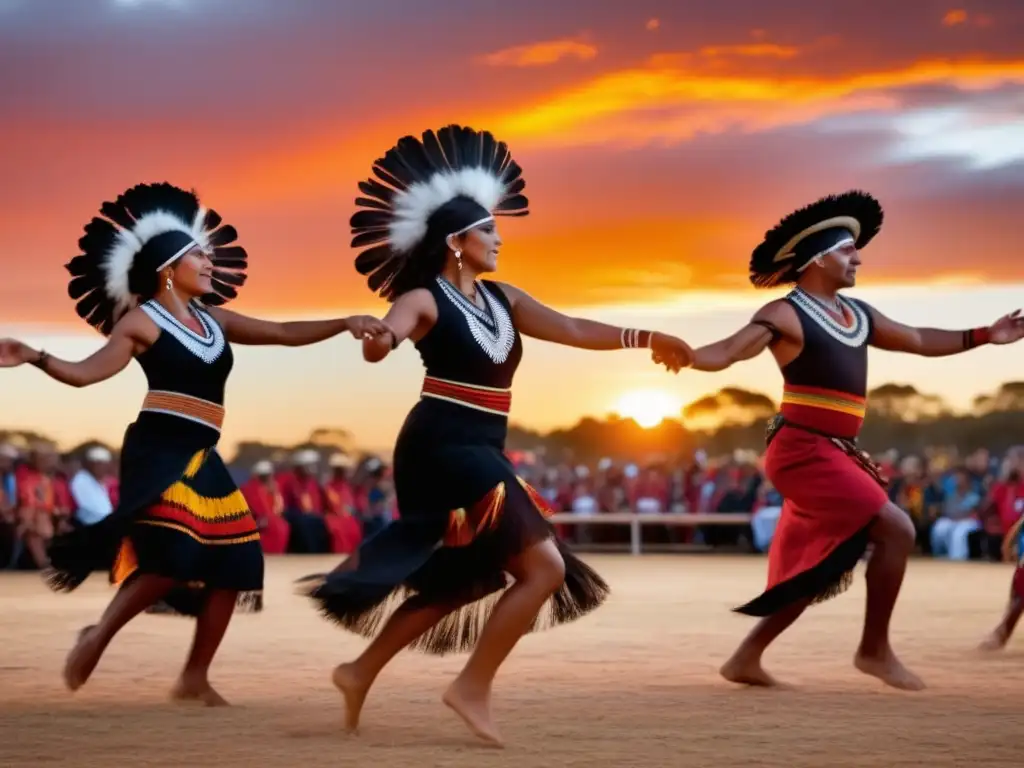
[112,448,260,585]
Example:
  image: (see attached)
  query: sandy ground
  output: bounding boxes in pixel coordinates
[1,554,1022,767]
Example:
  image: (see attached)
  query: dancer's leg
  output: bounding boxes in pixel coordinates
[64,573,174,690]
[171,589,237,706]
[443,538,565,747]
[720,598,809,687]
[853,502,924,690]
[332,594,471,731]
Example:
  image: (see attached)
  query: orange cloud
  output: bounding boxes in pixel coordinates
[480,38,597,68]
[698,43,800,59]
[489,56,1024,146]
[943,9,968,26]
[646,18,660,31]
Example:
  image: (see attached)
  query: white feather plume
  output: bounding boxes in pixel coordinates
[389,167,505,253]
[103,210,203,310]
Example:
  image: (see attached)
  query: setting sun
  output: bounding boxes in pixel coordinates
[613,389,683,429]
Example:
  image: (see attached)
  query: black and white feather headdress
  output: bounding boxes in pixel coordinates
[66,183,248,334]
[351,125,529,300]
[748,190,883,288]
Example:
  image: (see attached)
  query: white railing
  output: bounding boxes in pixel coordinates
[547,512,753,555]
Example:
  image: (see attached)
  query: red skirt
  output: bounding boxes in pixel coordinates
[736,426,887,616]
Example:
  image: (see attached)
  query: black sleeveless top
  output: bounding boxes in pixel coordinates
[778,287,874,438]
[415,277,523,389]
[133,299,233,442]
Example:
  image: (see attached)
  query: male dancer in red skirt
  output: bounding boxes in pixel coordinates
[668,191,1024,690]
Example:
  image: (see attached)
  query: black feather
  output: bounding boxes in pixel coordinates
[208,225,237,247]
[211,270,246,287]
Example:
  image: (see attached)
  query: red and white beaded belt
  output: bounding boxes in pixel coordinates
[421,376,511,416]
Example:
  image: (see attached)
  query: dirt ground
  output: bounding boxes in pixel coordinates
[1,554,1022,767]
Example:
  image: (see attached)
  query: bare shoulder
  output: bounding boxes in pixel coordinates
[114,306,160,344]
[489,281,526,305]
[753,298,799,328]
[395,287,438,319]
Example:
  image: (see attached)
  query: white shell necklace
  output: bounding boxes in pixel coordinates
[789,288,869,348]
[436,277,516,364]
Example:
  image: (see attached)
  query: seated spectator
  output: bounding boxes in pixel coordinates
[931,467,983,560]
[1,443,19,567]
[241,460,290,555]
[974,459,1024,562]
[750,481,783,553]
[278,449,330,553]
[359,458,394,540]
[68,446,114,527]
[323,453,362,554]
[15,442,64,568]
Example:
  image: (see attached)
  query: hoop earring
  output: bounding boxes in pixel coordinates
[454,250,463,271]
[165,275,173,291]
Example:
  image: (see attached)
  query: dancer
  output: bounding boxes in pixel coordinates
[0,182,387,703]
[672,190,1024,690]
[302,124,693,746]
[979,512,1024,650]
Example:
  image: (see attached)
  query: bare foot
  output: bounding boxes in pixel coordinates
[63,625,103,692]
[332,663,372,732]
[170,676,230,706]
[854,649,925,691]
[978,627,1010,652]
[720,654,785,688]
[442,680,503,748]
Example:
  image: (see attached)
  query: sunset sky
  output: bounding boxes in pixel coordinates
[2,0,1023,456]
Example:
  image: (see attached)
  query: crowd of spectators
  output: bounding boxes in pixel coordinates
[3,435,1022,571]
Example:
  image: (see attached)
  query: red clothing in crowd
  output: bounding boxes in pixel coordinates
[279,472,324,514]
[241,477,290,555]
[323,479,362,554]
[988,480,1024,536]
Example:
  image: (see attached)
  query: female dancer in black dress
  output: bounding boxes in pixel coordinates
[303,125,693,745]
[0,182,386,704]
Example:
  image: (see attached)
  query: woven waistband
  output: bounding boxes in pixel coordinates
[421,376,511,416]
[141,390,225,432]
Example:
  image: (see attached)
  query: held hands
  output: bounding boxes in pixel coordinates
[650,333,693,373]
[344,315,391,341]
[988,310,1024,345]
[0,339,37,368]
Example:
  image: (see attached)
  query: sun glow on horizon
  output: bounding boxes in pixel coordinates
[613,389,683,429]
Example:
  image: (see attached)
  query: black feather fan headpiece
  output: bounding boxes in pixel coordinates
[350,124,529,300]
[66,182,248,335]
[748,190,883,289]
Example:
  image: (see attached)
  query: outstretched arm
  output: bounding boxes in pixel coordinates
[498,283,693,365]
[687,300,797,372]
[209,307,389,347]
[0,313,150,387]
[866,305,1024,357]
[688,324,774,372]
[362,288,437,363]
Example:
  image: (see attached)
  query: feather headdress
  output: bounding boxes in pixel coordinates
[350,125,529,300]
[749,190,883,289]
[66,183,248,334]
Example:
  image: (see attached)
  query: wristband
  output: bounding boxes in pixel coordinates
[30,350,49,369]
[963,327,990,350]
[619,329,653,349]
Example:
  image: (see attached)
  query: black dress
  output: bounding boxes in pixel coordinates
[46,299,264,616]
[306,277,609,654]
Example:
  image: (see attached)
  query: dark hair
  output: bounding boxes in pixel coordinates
[387,195,490,301]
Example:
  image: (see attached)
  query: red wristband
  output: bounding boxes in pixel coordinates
[966,327,990,349]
